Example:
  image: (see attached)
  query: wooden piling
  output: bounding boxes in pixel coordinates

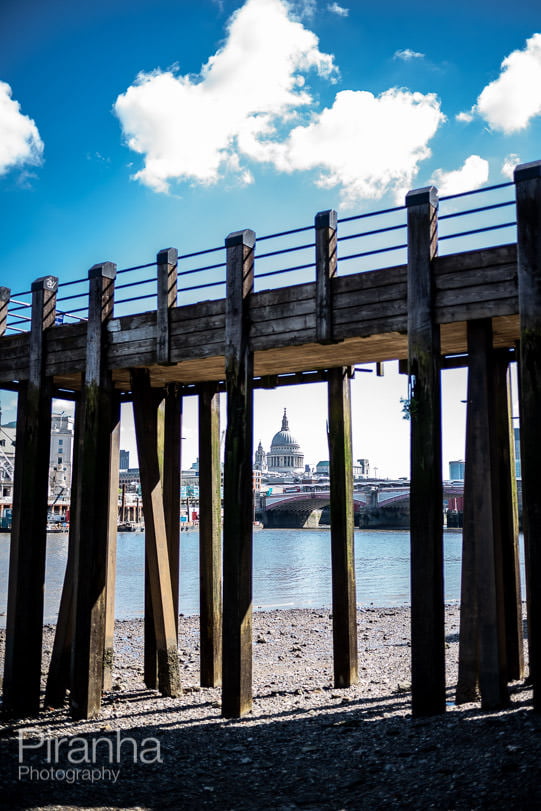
[406,186,446,717]
[131,368,181,697]
[3,276,57,716]
[515,159,541,711]
[492,353,523,683]
[222,228,255,718]
[327,366,358,687]
[157,248,178,364]
[70,262,117,719]
[163,383,181,630]
[0,286,10,336]
[199,382,223,687]
[103,394,121,691]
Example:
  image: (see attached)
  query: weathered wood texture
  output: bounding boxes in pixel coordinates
[157,248,178,364]
[0,244,521,389]
[198,383,223,687]
[222,229,255,718]
[103,394,121,691]
[3,276,57,716]
[407,187,446,717]
[515,160,541,712]
[315,210,338,344]
[131,368,181,698]
[327,367,358,688]
[70,263,117,720]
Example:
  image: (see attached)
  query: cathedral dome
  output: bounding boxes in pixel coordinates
[266,409,304,473]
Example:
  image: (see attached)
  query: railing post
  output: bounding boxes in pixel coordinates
[3,276,57,716]
[222,228,255,718]
[199,382,223,687]
[70,262,118,719]
[0,287,10,336]
[328,366,358,687]
[315,209,338,344]
[515,159,541,711]
[157,247,178,364]
[406,186,446,717]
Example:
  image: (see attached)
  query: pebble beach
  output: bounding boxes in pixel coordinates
[1,605,540,810]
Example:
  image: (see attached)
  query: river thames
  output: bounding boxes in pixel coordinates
[0,528,525,626]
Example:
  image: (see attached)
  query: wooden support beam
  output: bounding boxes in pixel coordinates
[315,209,338,344]
[3,275,57,717]
[45,393,82,708]
[327,366,358,688]
[157,247,178,364]
[406,186,446,717]
[163,383,181,631]
[70,262,117,720]
[131,367,181,697]
[457,320,509,709]
[492,354,523,683]
[103,394,121,691]
[515,160,541,711]
[222,228,255,718]
[199,382,223,687]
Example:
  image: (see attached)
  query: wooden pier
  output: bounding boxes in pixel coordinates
[2,161,540,719]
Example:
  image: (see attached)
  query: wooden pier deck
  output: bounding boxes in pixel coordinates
[2,162,540,724]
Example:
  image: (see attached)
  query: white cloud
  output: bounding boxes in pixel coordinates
[430,155,489,195]
[472,33,541,133]
[327,2,349,16]
[0,81,43,177]
[501,153,521,179]
[455,111,473,123]
[393,49,425,61]
[114,0,337,192]
[243,88,445,206]
[115,0,444,205]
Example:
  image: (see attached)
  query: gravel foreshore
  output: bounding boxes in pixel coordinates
[1,605,540,810]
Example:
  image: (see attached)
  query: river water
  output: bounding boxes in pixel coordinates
[0,528,525,626]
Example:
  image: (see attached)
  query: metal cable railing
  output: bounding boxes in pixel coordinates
[4,181,519,333]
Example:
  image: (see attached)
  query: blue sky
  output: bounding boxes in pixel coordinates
[0,0,538,476]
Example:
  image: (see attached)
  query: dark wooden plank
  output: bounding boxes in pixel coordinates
[222,229,255,718]
[406,186,446,717]
[515,160,541,711]
[198,382,223,687]
[327,367,358,687]
[131,367,181,697]
[156,248,178,364]
[70,263,117,720]
[103,394,121,691]
[315,210,337,344]
[3,275,57,717]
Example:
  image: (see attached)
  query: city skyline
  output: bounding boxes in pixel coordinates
[0,0,536,477]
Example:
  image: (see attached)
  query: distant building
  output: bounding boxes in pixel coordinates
[357,459,370,477]
[449,460,465,480]
[257,409,305,474]
[119,449,130,470]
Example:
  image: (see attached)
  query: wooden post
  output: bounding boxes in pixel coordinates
[222,228,255,718]
[131,368,181,697]
[163,383,181,630]
[199,382,223,687]
[515,160,541,711]
[327,366,358,687]
[3,276,57,717]
[315,210,337,344]
[0,286,10,336]
[157,248,178,364]
[45,394,82,707]
[70,262,117,720]
[406,186,446,717]
[459,320,509,709]
[492,353,523,683]
[103,394,121,691]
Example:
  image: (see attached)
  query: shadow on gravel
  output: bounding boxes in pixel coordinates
[2,683,541,810]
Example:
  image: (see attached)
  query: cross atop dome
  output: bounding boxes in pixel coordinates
[281,408,289,431]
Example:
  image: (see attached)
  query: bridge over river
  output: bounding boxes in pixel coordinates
[258,482,467,529]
